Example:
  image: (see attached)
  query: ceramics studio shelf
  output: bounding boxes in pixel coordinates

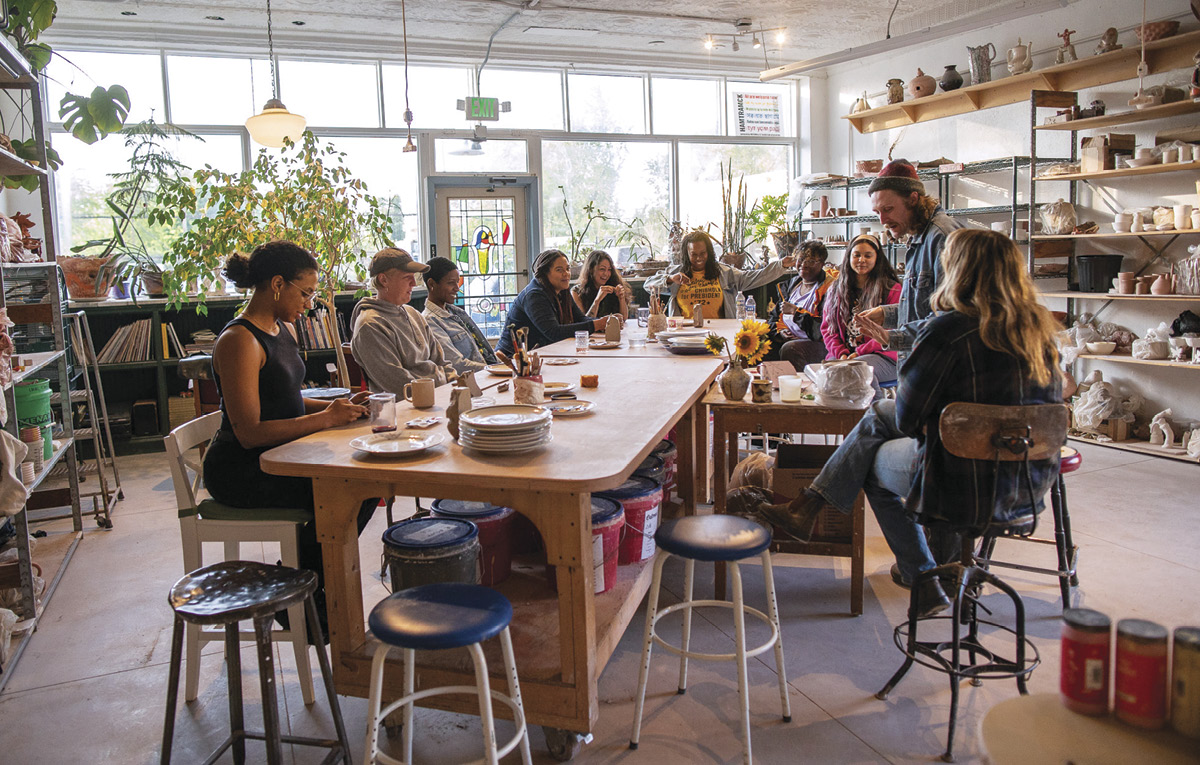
[1041,291,1200,302]
[1034,159,1200,183]
[842,29,1200,133]
[1031,230,1200,240]
[1075,353,1200,370]
[1033,98,1200,132]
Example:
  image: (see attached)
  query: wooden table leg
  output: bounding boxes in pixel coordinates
[676,402,695,514]
[696,398,710,505]
[713,409,728,601]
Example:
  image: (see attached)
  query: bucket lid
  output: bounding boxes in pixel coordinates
[430,499,511,519]
[591,496,623,525]
[652,439,676,456]
[1063,608,1110,632]
[15,378,50,391]
[1117,618,1168,643]
[1174,626,1200,649]
[596,475,660,500]
[382,518,479,549]
[634,454,664,475]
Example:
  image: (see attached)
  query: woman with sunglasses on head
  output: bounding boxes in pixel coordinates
[571,249,631,319]
[204,240,377,626]
[821,233,902,398]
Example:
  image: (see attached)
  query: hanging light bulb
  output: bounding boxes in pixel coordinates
[732,38,740,51]
[245,0,306,147]
[752,35,762,49]
[704,35,714,50]
[775,30,786,44]
[400,0,417,152]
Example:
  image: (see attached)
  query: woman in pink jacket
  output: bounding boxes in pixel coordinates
[821,233,902,398]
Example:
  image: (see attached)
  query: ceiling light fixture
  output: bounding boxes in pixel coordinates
[775,30,785,44]
[732,39,740,51]
[704,35,714,50]
[752,35,761,49]
[245,0,306,147]
[400,0,416,152]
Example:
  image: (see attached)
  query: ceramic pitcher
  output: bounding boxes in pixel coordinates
[967,42,998,84]
[1007,38,1033,75]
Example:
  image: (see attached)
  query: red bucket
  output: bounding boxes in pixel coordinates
[591,497,625,594]
[598,476,662,565]
[430,500,515,586]
[651,440,677,491]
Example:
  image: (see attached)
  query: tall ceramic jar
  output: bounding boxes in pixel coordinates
[647,312,667,340]
[719,359,751,401]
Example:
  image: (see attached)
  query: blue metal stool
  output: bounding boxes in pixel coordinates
[630,515,790,764]
[364,583,532,765]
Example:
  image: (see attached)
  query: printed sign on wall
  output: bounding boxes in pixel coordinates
[734,92,782,136]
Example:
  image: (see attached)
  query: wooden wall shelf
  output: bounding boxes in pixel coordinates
[1035,160,1200,183]
[1041,291,1200,302]
[842,30,1200,134]
[1033,98,1200,132]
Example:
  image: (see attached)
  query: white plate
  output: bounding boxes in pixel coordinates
[461,434,551,448]
[544,357,579,366]
[350,430,446,455]
[589,340,621,350]
[543,399,595,416]
[460,423,552,443]
[543,381,577,394]
[485,364,514,376]
[655,328,707,339]
[665,336,709,346]
[460,404,551,430]
[461,434,552,454]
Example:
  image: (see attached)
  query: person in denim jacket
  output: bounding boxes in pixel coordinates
[422,256,498,375]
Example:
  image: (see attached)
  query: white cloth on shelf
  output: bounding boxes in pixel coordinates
[0,430,29,517]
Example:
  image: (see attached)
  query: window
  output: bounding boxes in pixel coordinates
[567,74,645,134]
[167,55,272,125]
[726,81,793,137]
[170,133,244,177]
[278,60,379,127]
[542,140,671,266]
[676,143,792,235]
[45,51,165,123]
[324,137,421,257]
[651,77,720,136]
[382,64,472,129]
[478,68,564,131]
[434,139,528,174]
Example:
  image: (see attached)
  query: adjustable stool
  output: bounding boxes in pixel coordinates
[161,561,350,765]
[364,583,531,765]
[976,445,1081,606]
[630,515,790,765]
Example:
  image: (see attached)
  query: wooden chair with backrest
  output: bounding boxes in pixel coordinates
[876,402,1069,763]
[164,411,318,706]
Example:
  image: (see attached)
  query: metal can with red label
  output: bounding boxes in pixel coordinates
[1061,608,1111,715]
[1115,618,1169,729]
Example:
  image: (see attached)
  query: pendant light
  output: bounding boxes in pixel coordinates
[245,0,306,147]
[400,0,416,152]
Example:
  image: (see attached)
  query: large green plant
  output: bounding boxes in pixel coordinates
[747,193,798,243]
[154,130,394,314]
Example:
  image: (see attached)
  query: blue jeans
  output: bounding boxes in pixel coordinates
[858,353,897,401]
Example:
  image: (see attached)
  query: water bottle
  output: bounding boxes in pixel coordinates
[735,292,746,319]
[744,295,757,319]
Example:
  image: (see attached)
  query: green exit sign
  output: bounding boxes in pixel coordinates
[465,96,500,121]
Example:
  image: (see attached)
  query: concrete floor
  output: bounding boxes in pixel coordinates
[0,442,1196,764]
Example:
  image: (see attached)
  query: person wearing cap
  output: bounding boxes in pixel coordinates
[496,248,616,355]
[421,256,498,374]
[350,247,453,394]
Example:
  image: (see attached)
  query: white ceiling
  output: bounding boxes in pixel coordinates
[51,0,1055,75]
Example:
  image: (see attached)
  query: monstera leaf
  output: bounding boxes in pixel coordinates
[3,138,62,191]
[59,85,131,144]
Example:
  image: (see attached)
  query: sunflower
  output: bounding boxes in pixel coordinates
[745,338,771,367]
[742,318,770,337]
[704,332,726,357]
[733,329,760,360]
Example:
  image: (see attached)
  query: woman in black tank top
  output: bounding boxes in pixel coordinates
[202,241,377,623]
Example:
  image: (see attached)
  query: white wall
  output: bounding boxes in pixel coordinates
[808,0,1200,428]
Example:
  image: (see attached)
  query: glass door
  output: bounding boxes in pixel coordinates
[432,185,528,339]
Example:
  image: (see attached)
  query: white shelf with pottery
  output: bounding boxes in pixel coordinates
[1067,433,1200,465]
[1034,159,1200,183]
[1075,353,1200,370]
[1033,97,1200,132]
[1031,230,1200,240]
[1041,291,1200,301]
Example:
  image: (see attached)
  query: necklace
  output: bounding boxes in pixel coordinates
[241,313,279,335]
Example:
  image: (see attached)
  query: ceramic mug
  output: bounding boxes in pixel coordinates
[1193,210,1200,230]
[1175,204,1194,230]
[1192,144,1200,162]
[403,377,436,408]
[1163,148,1179,164]
[750,379,773,404]
[1115,277,1134,294]
[1136,147,1152,160]
[513,375,544,405]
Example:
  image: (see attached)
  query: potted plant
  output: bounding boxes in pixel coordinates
[748,193,805,258]
[714,160,753,268]
[65,119,200,300]
[153,130,395,384]
[558,189,653,276]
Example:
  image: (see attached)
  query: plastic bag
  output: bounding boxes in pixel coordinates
[730,452,774,492]
[1073,381,1119,428]
[1040,198,1076,235]
[0,607,15,665]
[1132,323,1172,359]
[804,360,874,408]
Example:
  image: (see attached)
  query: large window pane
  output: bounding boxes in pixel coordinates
[170,133,244,177]
[478,68,564,131]
[567,74,645,134]
[651,77,720,136]
[278,60,379,127]
[45,51,164,123]
[726,81,793,137]
[167,55,272,125]
[434,139,527,173]
[323,137,421,259]
[542,140,670,267]
[677,144,792,246]
[382,64,472,130]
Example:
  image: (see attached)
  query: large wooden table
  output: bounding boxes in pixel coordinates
[703,383,869,614]
[261,355,722,743]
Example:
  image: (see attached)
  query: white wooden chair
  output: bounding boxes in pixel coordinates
[164,411,317,705]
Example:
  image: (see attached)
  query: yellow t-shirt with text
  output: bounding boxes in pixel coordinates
[675,271,724,319]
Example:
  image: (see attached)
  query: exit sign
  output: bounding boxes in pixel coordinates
[465,96,500,122]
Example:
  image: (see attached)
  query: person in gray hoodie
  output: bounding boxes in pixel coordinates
[350,248,453,394]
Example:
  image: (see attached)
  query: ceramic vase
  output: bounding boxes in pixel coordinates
[909,69,937,99]
[646,313,667,340]
[719,359,751,401]
[940,65,964,91]
[886,78,905,104]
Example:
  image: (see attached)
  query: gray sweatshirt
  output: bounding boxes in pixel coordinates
[350,296,450,395]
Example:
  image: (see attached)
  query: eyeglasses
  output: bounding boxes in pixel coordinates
[289,281,317,303]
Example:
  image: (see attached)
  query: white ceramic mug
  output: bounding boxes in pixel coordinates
[1176,204,1194,230]
[403,377,436,409]
[1163,148,1179,164]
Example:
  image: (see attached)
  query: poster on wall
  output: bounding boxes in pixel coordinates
[734,92,781,136]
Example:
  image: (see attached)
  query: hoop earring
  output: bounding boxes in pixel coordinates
[274,290,280,302]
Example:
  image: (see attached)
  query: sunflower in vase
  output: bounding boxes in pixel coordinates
[704,318,772,368]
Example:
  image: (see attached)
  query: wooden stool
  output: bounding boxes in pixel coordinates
[630,515,790,765]
[364,583,531,765]
[160,561,350,765]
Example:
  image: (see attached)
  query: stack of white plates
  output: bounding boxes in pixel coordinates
[666,335,709,348]
[459,405,553,454]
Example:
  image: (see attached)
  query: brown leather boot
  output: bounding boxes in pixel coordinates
[756,489,825,542]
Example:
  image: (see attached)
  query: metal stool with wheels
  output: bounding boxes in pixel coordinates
[630,515,790,765]
[160,560,351,765]
[364,583,532,765]
[875,402,1067,762]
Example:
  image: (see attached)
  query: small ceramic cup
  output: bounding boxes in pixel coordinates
[1193,210,1200,230]
[1163,148,1179,164]
[1192,144,1200,162]
[750,379,773,404]
[1136,147,1152,160]
[1176,204,1194,230]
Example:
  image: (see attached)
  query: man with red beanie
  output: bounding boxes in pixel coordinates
[750,159,967,618]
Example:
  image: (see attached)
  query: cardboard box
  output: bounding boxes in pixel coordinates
[1080,133,1135,173]
[771,443,854,540]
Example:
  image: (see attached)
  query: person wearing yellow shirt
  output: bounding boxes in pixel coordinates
[645,230,795,319]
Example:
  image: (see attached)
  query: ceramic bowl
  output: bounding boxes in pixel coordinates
[1126,157,1157,168]
[1136,20,1180,43]
[1145,340,1171,359]
[1112,222,1131,233]
[1085,341,1116,355]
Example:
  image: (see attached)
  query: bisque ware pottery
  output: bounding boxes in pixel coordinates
[1007,38,1033,75]
[909,69,936,99]
[1151,273,1176,295]
[886,78,905,104]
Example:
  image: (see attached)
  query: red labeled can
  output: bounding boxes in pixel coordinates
[1115,618,1169,729]
[1060,608,1111,715]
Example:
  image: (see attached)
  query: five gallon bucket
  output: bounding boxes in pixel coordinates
[381,518,480,591]
[598,475,662,565]
[652,440,677,492]
[430,499,514,586]
[633,454,665,486]
[1076,254,1124,293]
[591,497,625,594]
[14,379,52,460]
